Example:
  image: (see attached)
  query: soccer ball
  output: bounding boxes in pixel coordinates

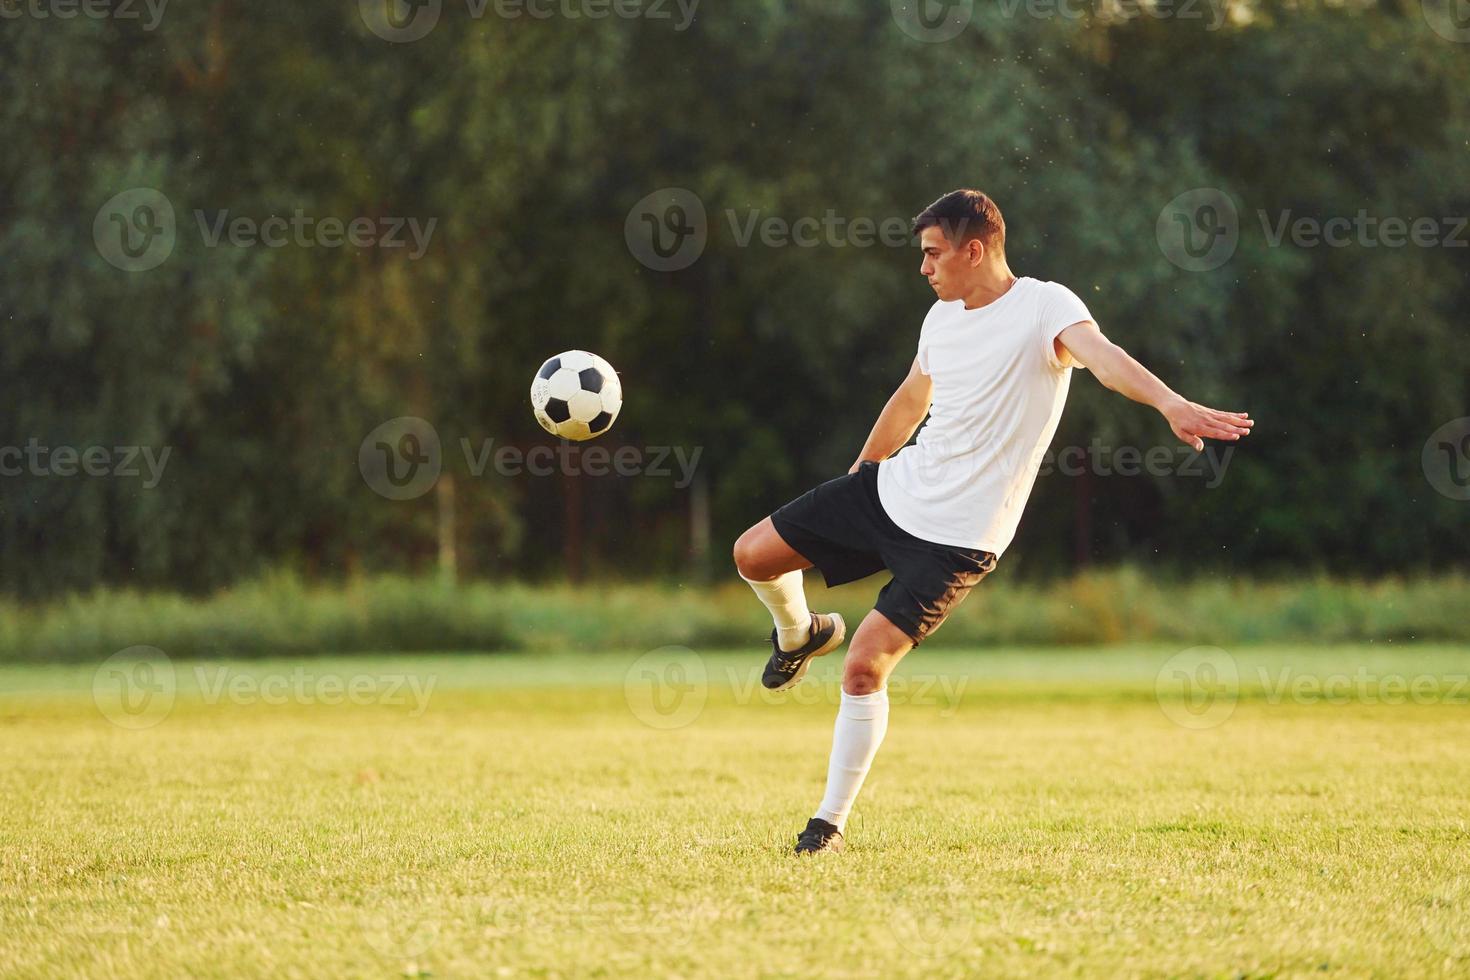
[530,350,623,441]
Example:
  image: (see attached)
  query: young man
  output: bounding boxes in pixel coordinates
[732,189,1253,855]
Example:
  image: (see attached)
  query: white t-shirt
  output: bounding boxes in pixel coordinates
[876,277,1093,555]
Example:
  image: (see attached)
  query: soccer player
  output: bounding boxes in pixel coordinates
[733,190,1253,854]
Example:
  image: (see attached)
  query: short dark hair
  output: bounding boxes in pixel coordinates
[911,190,1006,253]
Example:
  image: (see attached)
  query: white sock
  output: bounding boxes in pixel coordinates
[741,569,811,650]
[814,688,890,830]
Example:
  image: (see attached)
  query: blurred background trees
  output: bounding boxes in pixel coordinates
[2,0,1466,599]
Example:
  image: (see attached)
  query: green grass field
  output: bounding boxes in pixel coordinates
[4,646,1470,978]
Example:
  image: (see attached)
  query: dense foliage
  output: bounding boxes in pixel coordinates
[2,0,1466,597]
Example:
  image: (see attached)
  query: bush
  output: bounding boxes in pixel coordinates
[0,569,1466,663]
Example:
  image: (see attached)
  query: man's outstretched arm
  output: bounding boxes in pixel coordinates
[849,356,933,473]
[1057,321,1253,451]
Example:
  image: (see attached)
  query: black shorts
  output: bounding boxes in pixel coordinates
[769,461,997,645]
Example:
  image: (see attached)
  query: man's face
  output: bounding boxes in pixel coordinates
[918,225,981,302]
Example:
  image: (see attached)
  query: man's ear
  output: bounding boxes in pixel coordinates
[967,238,985,267]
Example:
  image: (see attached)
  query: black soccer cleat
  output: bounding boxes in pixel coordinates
[794,817,844,855]
[761,612,846,692]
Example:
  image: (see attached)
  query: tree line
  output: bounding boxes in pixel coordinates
[1,0,1466,598]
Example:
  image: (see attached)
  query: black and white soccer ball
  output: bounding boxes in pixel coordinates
[530,350,623,441]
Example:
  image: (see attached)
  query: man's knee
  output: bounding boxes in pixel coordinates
[842,651,887,696]
[842,612,914,694]
[732,523,769,580]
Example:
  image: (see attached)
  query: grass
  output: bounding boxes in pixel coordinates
[3,645,1470,977]
[3,569,1469,661]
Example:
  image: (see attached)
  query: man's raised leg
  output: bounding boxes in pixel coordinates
[733,517,813,647]
[732,517,846,691]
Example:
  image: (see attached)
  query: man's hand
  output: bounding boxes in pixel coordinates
[1160,397,1253,452]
